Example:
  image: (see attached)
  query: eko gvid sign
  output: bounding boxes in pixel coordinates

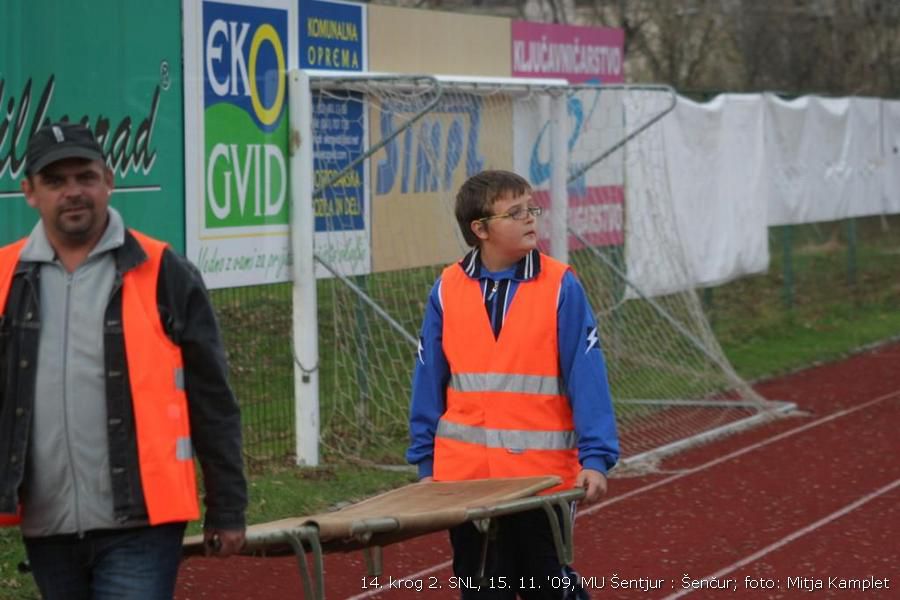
[183,0,296,289]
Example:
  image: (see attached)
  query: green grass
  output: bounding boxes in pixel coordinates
[719,303,900,380]
[710,217,900,378]
[0,534,30,600]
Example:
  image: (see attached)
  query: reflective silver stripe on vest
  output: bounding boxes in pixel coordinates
[436,420,576,451]
[449,373,564,396]
[175,368,185,391]
[176,437,193,461]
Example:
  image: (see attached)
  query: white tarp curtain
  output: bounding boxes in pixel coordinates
[624,93,898,297]
[883,100,900,215]
[765,95,884,226]
[624,93,770,298]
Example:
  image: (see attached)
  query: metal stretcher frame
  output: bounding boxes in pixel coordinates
[184,477,586,600]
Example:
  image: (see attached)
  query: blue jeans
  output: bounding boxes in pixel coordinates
[23,523,186,600]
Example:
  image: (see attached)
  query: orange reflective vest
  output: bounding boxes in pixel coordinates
[0,231,199,526]
[434,253,579,493]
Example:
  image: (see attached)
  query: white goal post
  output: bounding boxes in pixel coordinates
[286,69,791,469]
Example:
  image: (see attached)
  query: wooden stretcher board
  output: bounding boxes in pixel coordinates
[184,476,561,555]
[182,476,584,600]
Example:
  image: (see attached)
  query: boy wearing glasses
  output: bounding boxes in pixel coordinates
[407,170,619,599]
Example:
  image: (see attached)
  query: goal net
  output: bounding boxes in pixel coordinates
[306,74,786,469]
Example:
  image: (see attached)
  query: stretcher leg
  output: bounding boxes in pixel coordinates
[541,499,575,565]
[287,529,326,600]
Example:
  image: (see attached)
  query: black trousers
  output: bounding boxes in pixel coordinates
[448,505,587,600]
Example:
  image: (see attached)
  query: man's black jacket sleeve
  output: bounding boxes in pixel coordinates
[158,249,247,530]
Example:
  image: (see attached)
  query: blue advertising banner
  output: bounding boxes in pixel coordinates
[299,0,369,276]
[312,97,364,233]
[203,1,288,134]
[299,0,365,71]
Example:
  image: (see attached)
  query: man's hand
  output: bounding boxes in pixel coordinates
[203,528,246,558]
[574,469,608,504]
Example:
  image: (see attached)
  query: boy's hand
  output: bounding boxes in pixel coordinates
[575,469,608,503]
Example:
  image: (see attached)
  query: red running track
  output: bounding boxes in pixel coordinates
[177,343,900,599]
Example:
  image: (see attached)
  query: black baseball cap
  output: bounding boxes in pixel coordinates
[25,122,105,176]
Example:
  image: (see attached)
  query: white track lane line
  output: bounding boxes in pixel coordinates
[579,389,899,517]
[347,390,900,599]
[662,477,900,599]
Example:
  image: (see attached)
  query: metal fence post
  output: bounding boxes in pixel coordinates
[846,218,858,289]
[782,225,794,311]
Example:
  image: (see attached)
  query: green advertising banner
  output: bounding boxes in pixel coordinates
[0,0,185,251]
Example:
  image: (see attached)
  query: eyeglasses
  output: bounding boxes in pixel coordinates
[478,205,543,223]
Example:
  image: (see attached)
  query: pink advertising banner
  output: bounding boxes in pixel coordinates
[511,21,624,84]
[533,186,624,251]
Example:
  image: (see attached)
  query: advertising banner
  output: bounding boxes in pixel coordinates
[300,0,365,71]
[512,22,626,250]
[300,0,370,277]
[513,89,625,251]
[368,5,510,77]
[511,21,625,84]
[1,0,184,249]
[183,0,297,289]
[366,5,514,272]
[370,95,514,271]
